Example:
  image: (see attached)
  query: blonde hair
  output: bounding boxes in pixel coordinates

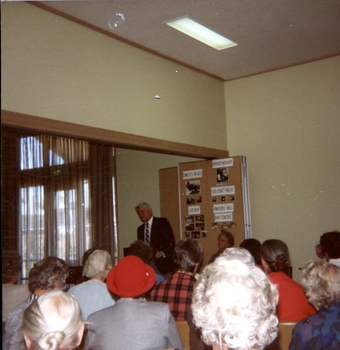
[83,249,112,279]
[301,260,340,310]
[192,248,278,350]
[22,290,83,350]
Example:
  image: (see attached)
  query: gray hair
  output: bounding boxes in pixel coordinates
[83,250,112,279]
[22,290,83,350]
[134,202,152,212]
[301,260,340,310]
[192,248,278,350]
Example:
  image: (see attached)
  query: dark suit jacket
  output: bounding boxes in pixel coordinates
[137,216,175,274]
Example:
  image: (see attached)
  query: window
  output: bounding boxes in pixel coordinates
[2,129,117,282]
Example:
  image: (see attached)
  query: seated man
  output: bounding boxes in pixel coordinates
[84,256,184,350]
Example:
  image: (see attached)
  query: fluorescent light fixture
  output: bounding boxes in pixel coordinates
[165,16,237,50]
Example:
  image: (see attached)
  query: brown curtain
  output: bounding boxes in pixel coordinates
[1,127,117,280]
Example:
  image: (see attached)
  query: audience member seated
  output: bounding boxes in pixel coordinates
[2,251,30,323]
[318,230,340,267]
[84,256,184,350]
[150,238,202,320]
[239,238,263,269]
[289,260,340,349]
[127,240,164,282]
[150,239,210,350]
[261,239,316,322]
[74,247,101,285]
[208,230,234,264]
[192,247,279,350]
[3,257,69,350]
[22,290,85,350]
[68,249,115,320]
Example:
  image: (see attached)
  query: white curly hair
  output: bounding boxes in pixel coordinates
[192,247,278,350]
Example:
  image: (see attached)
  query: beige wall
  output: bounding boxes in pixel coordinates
[115,149,198,259]
[1,2,227,150]
[225,56,340,279]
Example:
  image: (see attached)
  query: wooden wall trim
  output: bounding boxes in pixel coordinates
[1,110,229,159]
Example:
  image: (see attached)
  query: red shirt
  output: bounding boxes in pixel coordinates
[269,271,317,322]
[149,272,196,321]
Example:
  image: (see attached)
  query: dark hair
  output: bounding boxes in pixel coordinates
[219,230,235,247]
[320,231,340,259]
[2,252,22,283]
[261,239,290,272]
[240,238,262,265]
[127,240,153,263]
[28,257,69,294]
[173,239,203,273]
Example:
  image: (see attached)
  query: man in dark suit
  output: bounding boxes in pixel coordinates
[135,202,175,278]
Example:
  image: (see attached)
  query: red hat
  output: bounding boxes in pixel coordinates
[106,256,156,297]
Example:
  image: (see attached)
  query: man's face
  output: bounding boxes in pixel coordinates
[136,206,153,223]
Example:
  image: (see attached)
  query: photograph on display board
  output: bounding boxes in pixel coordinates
[216,168,229,185]
[185,215,194,223]
[186,197,195,204]
[191,231,200,239]
[186,223,194,231]
[196,196,202,203]
[195,215,204,222]
[202,231,208,238]
[185,181,201,195]
[196,223,205,230]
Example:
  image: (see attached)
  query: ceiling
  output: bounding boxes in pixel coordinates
[34,0,340,81]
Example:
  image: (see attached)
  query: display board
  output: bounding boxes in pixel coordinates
[160,157,252,268]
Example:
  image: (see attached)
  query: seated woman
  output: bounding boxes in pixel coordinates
[239,238,262,269]
[208,230,234,264]
[192,247,279,350]
[68,249,115,320]
[261,239,316,322]
[289,260,340,349]
[22,290,85,350]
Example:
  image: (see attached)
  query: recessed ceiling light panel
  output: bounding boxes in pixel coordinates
[165,16,237,50]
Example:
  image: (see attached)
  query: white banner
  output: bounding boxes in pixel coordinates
[215,213,233,222]
[213,203,234,213]
[211,185,235,196]
[212,158,234,168]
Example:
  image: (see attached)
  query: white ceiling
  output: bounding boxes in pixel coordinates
[35,0,340,81]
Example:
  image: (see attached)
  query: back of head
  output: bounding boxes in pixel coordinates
[28,257,69,294]
[320,231,340,259]
[301,260,340,310]
[261,239,290,272]
[22,290,84,350]
[2,251,22,283]
[240,238,262,266]
[83,249,112,279]
[220,230,235,247]
[173,239,203,273]
[127,240,153,263]
[192,247,278,350]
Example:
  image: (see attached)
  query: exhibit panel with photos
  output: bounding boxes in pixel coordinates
[160,157,252,267]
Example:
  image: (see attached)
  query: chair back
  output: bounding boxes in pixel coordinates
[175,320,190,350]
[265,322,297,350]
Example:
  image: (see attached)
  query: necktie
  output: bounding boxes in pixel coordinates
[145,223,150,243]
